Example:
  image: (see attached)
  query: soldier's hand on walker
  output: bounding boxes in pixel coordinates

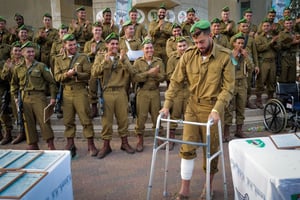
[159,108,169,118]
[50,98,56,105]
[208,110,220,124]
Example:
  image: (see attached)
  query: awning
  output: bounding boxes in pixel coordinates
[132,0,180,9]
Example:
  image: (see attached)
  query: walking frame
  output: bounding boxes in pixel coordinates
[146,113,228,200]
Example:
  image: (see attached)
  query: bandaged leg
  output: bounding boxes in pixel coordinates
[181,158,195,180]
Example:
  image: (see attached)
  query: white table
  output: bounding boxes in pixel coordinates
[229,136,300,200]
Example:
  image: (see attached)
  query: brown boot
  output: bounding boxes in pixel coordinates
[11,131,26,144]
[256,94,264,109]
[87,137,99,156]
[47,138,56,150]
[0,129,12,145]
[234,124,248,138]
[120,136,135,154]
[136,134,144,152]
[97,140,112,159]
[90,103,99,118]
[246,98,257,109]
[65,137,77,158]
[168,129,176,151]
[27,143,40,150]
[223,125,230,143]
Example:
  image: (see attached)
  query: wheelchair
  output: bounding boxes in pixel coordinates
[263,82,300,133]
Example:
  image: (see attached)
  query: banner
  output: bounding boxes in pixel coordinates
[272,0,291,22]
[115,0,132,25]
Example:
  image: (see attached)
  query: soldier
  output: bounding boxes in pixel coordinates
[160,20,234,200]
[17,25,40,61]
[210,18,230,48]
[91,32,136,159]
[165,37,190,150]
[10,41,57,150]
[101,8,119,40]
[34,13,58,70]
[277,17,300,83]
[258,8,281,35]
[148,4,173,66]
[278,7,292,28]
[54,34,98,157]
[224,33,253,141]
[133,39,165,152]
[84,22,106,118]
[119,7,147,42]
[10,13,34,42]
[231,18,260,109]
[1,41,26,145]
[69,6,93,53]
[166,23,193,58]
[219,6,236,39]
[243,8,257,37]
[181,8,199,37]
[255,18,280,102]
[0,16,12,44]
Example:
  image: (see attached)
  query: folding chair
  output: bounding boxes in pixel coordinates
[146,113,228,200]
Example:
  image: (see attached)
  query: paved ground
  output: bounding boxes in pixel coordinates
[1,129,272,200]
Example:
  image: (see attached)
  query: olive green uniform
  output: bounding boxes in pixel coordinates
[212,34,230,48]
[164,44,234,173]
[148,20,172,66]
[54,53,95,138]
[224,53,253,126]
[50,39,64,69]
[277,30,298,83]
[166,52,189,130]
[84,38,106,105]
[220,20,236,39]
[181,21,194,37]
[255,32,280,96]
[92,53,135,140]
[0,29,13,44]
[68,21,93,52]
[102,23,119,40]
[133,56,165,136]
[119,36,142,52]
[34,27,58,69]
[11,60,57,145]
[166,36,193,58]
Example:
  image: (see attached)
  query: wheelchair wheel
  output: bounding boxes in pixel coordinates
[263,99,287,133]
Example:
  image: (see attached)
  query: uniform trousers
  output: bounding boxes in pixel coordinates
[101,88,129,140]
[63,86,94,138]
[170,88,189,130]
[135,89,161,135]
[0,87,13,130]
[224,78,247,125]
[279,54,296,83]
[256,58,276,95]
[22,92,54,144]
[179,98,222,174]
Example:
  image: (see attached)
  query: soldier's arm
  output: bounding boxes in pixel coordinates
[75,55,91,81]
[132,60,149,83]
[54,56,69,82]
[10,67,20,99]
[42,65,57,99]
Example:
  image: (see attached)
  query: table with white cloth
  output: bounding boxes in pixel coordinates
[229,136,300,200]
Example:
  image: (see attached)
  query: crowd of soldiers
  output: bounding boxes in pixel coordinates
[0,4,299,160]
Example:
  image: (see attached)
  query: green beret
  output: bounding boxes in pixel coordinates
[261,18,270,23]
[21,41,34,49]
[103,7,111,13]
[284,16,293,21]
[284,6,290,11]
[172,23,181,29]
[176,36,187,43]
[122,20,132,28]
[62,34,75,42]
[141,38,152,46]
[76,6,85,12]
[59,24,69,30]
[190,20,210,33]
[129,7,138,13]
[14,13,23,18]
[244,8,252,14]
[105,32,119,43]
[222,6,230,12]
[93,21,102,27]
[268,8,276,13]
[187,8,196,13]
[0,16,6,22]
[43,13,52,18]
[18,25,28,31]
[12,41,22,47]
[233,33,245,41]
[159,3,166,10]
[238,18,247,24]
[211,18,221,24]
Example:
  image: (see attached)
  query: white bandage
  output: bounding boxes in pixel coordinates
[180,158,195,180]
